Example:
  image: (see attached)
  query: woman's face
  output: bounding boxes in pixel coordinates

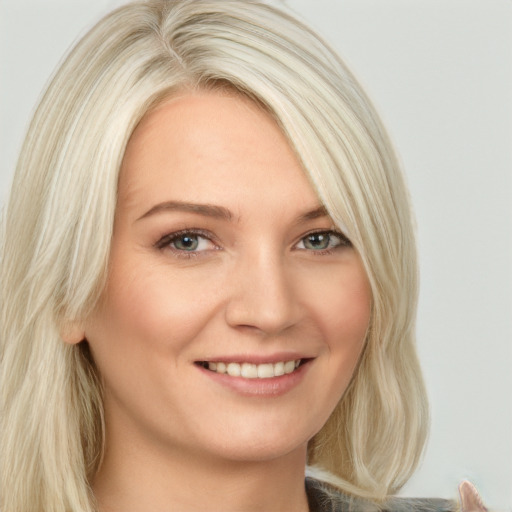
[82,91,372,465]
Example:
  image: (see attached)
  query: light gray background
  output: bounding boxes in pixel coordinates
[1,1,511,509]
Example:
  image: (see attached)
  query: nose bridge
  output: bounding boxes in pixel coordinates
[225,242,299,334]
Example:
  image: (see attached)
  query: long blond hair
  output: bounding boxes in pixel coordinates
[1,1,427,510]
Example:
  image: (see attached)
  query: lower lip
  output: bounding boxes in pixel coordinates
[196,360,312,397]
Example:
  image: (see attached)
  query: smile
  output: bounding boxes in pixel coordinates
[198,359,303,379]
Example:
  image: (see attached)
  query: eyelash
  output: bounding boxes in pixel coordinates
[155,229,218,259]
[295,229,352,255]
[154,228,351,259]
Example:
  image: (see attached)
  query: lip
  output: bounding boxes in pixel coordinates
[195,352,313,365]
[195,357,313,397]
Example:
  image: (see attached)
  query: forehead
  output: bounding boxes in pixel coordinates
[117,90,320,217]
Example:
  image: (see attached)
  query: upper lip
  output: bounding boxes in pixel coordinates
[194,352,314,365]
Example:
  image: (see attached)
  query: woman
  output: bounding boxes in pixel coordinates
[0,1,486,511]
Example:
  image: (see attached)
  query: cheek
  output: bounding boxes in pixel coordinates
[310,265,372,349]
[86,258,225,360]
[310,264,372,395]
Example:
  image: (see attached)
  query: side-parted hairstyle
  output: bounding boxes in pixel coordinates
[0,1,427,510]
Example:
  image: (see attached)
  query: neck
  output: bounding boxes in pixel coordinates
[93,429,310,512]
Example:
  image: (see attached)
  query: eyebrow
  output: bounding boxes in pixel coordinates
[137,201,234,222]
[296,205,329,223]
[136,201,328,224]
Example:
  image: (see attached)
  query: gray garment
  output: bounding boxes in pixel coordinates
[305,478,457,512]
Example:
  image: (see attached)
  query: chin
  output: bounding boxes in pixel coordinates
[209,438,308,464]
[188,417,318,465]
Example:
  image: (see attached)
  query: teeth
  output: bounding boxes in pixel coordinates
[274,361,285,376]
[226,362,241,377]
[284,360,296,373]
[241,363,257,378]
[207,359,301,379]
[257,363,274,378]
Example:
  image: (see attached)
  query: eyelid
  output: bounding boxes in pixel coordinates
[154,228,219,253]
[154,227,351,258]
[294,229,352,251]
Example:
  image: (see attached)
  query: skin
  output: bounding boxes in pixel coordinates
[66,90,372,512]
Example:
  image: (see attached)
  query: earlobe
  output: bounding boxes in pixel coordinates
[60,321,86,345]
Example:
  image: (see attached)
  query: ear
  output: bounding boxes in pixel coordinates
[60,320,86,345]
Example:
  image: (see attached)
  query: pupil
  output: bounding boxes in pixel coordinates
[307,233,328,249]
[176,235,198,251]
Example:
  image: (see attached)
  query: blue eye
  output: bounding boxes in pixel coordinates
[297,231,351,252]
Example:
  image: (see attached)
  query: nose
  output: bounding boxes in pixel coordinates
[224,246,302,336]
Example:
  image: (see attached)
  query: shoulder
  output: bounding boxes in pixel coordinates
[305,477,457,512]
